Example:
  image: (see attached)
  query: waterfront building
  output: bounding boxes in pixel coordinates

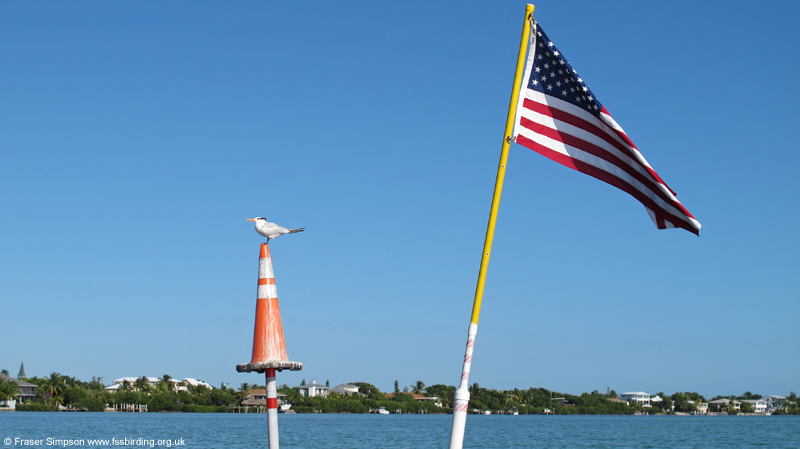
[687,400,709,415]
[105,377,159,391]
[241,389,286,406]
[295,380,330,398]
[709,398,741,412]
[741,399,768,414]
[386,393,435,403]
[330,384,359,395]
[763,395,786,412]
[620,392,651,407]
[104,377,210,393]
[182,378,214,389]
[0,373,37,403]
[553,397,573,407]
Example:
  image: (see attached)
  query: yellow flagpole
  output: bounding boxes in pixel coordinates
[470,3,535,326]
[448,4,534,449]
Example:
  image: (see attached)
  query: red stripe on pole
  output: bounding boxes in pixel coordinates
[267,398,278,409]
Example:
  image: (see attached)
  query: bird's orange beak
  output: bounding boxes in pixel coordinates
[246,218,256,222]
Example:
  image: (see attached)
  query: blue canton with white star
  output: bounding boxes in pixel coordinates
[528,23,604,117]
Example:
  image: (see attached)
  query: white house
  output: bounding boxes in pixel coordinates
[709,398,741,412]
[296,380,329,398]
[105,377,206,393]
[763,395,786,412]
[741,399,768,415]
[330,384,359,395]
[183,378,214,389]
[620,392,651,407]
[687,400,709,415]
[105,377,159,391]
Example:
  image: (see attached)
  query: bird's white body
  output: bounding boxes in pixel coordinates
[247,217,304,242]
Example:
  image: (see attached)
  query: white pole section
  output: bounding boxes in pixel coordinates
[448,322,478,449]
[266,368,279,449]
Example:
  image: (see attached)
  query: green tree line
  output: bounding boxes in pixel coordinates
[4,370,797,415]
[9,372,240,412]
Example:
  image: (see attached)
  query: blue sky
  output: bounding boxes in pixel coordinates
[2,0,798,399]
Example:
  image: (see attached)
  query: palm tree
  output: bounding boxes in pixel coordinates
[237,383,251,403]
[469,382,480,395]
[411,381,426,395]
[158,374,175,393]
[64,376,79,389]
[187,384,210,397]
[134,376,152,393]
[0,378,20,403]
[42,372,66,405]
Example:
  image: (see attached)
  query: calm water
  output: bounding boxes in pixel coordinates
[1,413,798,449]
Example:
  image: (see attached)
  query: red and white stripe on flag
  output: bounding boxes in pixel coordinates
[512,23,700,235]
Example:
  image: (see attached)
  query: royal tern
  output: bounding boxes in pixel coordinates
[246,217,305,243]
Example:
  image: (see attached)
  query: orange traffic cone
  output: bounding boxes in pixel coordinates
[237,243,302,373]
[237,243,302,449]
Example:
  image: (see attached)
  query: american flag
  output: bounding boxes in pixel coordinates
[513,22,701,234]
